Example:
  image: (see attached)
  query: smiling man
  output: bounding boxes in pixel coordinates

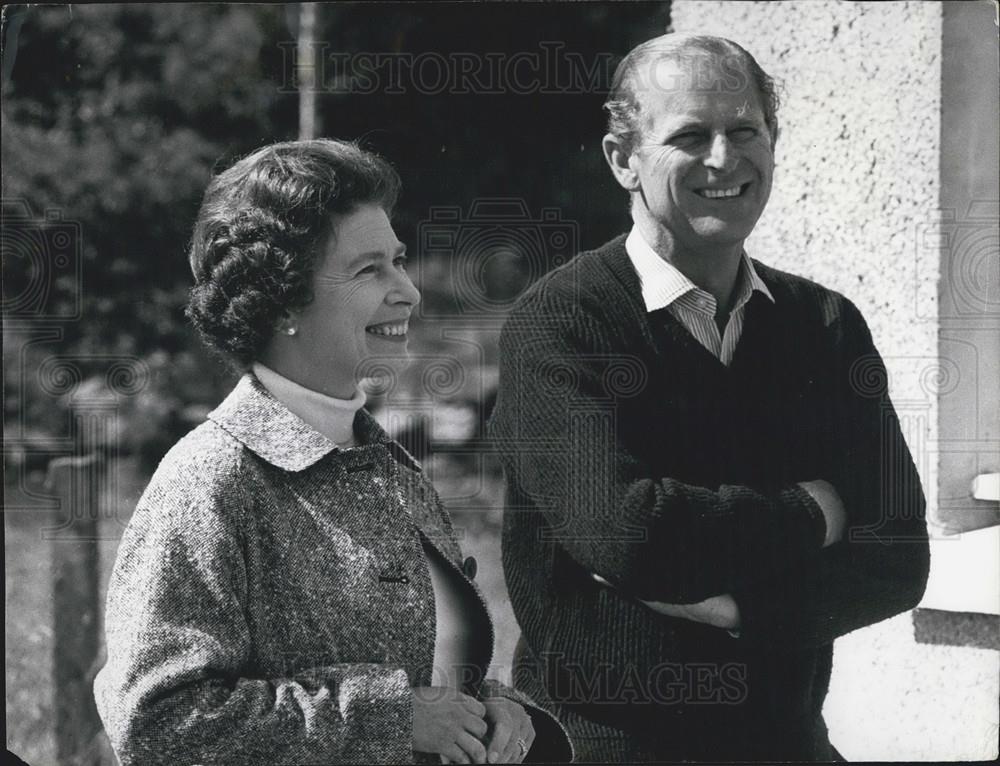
[488,34,929,762]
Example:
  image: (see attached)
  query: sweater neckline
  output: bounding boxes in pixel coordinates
[593,234,780,378]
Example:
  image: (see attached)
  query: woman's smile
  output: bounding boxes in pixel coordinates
[365,318,410,340]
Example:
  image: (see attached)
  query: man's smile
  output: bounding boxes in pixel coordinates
[693,182,752,199]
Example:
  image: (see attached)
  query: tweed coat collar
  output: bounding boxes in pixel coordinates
[207,372,413,473]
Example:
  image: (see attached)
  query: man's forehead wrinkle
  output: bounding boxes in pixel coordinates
[638,92,758,131]
[631,56,751,106]
[635,56,712,98]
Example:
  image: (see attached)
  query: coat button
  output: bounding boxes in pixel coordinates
[462,556,477,580]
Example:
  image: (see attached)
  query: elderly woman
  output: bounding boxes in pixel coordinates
[94,139,572,765]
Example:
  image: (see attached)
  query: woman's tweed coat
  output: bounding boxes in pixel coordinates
[94,373,572,765]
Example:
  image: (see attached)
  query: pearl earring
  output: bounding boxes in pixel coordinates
[285,326,297,336]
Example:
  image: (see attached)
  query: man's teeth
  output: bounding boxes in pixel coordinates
[698,185,744,199]
[366,322,408,336]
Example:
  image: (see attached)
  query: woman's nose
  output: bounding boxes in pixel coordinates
[392,269,421,307]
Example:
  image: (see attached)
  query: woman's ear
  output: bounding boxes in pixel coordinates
[275,313,298,337]
[602,133,640,192]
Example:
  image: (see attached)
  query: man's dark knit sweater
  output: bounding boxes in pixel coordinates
[488,235,930,761]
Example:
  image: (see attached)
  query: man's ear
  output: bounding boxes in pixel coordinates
[602,133,640,192]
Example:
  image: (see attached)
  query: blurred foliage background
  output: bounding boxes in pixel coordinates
[3,1,670,470]
[3,3,670,763]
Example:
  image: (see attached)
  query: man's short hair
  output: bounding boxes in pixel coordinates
[604,34,780,153]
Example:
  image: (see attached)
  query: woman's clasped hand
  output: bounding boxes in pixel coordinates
[412,688,536,764]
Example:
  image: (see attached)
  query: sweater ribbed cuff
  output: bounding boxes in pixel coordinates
[779,483,828,550]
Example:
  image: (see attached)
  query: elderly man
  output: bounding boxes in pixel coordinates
[488,34,929,762]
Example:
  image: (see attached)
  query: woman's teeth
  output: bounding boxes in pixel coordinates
[366,321,408,336]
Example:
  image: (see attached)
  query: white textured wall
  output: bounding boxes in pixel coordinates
[672,0,940,472]
[671,2,997,761]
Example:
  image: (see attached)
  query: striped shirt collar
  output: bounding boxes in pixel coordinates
[625,226,774,314]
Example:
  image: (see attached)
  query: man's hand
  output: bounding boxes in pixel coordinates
[639,593,741,629]
[412,686,488,764]
[480,697,535,763]
[798,479,847,547]
[592,574,740,629]
[635,481,847,627]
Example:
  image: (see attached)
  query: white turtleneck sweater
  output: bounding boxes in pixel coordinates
[252,363,480,690]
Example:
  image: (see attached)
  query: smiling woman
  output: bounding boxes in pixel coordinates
[92,139,572,766]
[256,203,420,399]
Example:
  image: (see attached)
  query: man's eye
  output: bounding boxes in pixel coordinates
[730,127,758,140]
[670,131,703,145]
[357,264,377,276]
[394,255,409,270]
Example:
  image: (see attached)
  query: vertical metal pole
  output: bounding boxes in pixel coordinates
[298,2,319,140]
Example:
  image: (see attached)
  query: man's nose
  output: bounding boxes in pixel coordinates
[704,133,738,173]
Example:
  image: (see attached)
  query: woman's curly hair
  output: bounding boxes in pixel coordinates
[185,138,401,368]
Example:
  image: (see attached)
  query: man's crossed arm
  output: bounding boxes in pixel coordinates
[490,291,929,648]
[601,479,847,631]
